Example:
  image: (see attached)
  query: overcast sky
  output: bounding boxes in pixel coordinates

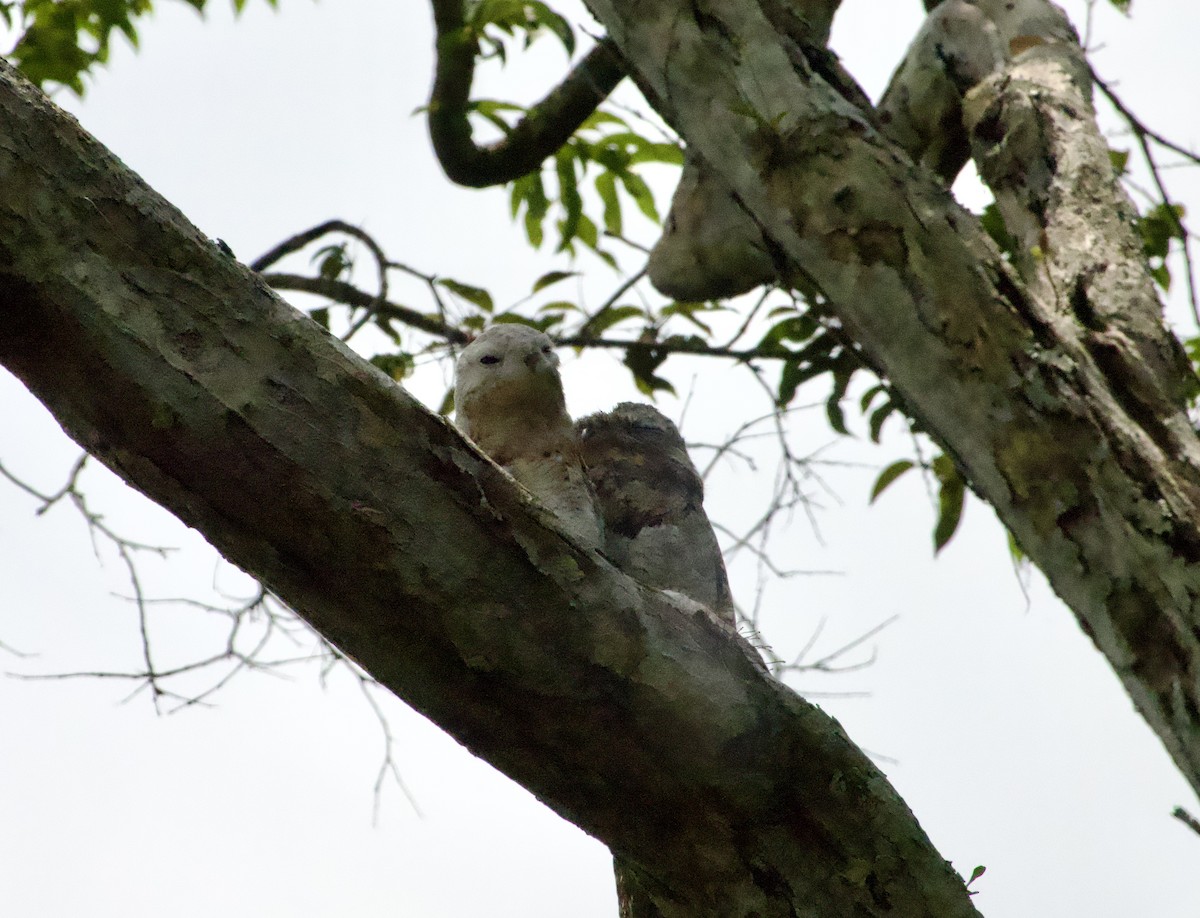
[2,1,1199,915]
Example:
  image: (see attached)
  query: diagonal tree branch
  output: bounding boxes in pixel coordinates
[587,0,1200,805]
[0,59,978,916]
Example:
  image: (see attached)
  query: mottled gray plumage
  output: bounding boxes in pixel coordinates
[577,402,735,627]
[454,324,603,551]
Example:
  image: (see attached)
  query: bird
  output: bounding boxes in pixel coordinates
[576,402,736,628]
[453,324,604,552]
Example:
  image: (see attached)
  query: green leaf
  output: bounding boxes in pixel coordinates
[758,314,819,353]
[574,212,599,249]
[370,353,415,382]
[579,110,628,132]
[777,352,835,408]
[582,304,644,336]
[554,148,582,251]
[510,172,548,247]
[310,306,330,330]
[313,243,350,281]
[966,864,987,896]
[870,460,914,503]
[438,387,455,416]
[531,270,578,293]
[1134,201,1186,292]
[470,98,527,135]
[469,0,575,57]
[622,337,674,395]
[1150,263,1171,291]
[9,0,218,93]
[825,370,852,435]
[595,170,622,236]
[617,169,659,222]
[859,383,886,413]
[538,299,580,315]
[1109,147,1130,177]
[661,300,719,335]
[932,455,965,553]
[1006,529,1026,563]
[438,278,494,312]
[979,202,1018,259]
[491,312,558,332]
[374,315,402,344]
[778,359,804,408]
[1136,202,1185,259]
[868,399,895,443]
[628,141,684,166]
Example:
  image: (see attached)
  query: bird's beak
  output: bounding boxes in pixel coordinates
[525,350,557,370]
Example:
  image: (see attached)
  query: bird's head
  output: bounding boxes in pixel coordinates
[454,324,566,436]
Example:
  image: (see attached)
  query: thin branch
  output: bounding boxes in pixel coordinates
[718,286,774,350]
[262,273,469,343]
[576,266,647,337]
[792,615,899,674]
[1173,806,1200,838]
[0,638,33,658]
[251,219,387,275]
[559,332,769,360]
[352,672,423,822]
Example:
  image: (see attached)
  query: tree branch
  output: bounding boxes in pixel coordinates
[261,272,469,343]
[428,0,626,187]
[0,59,978,916]
[587,0,1200,805]
[1091,68,1200,327]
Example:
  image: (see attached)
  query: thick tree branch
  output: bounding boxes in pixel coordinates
[964,3,1194,421]
[0,62,978,916]
[878,0,1004,184]
[1090,68,1200,326]
[428,0,625,187]
[587,0,1200,803]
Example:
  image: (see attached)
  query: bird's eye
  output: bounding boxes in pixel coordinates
[479,355,501,365]
[541,345,552,354]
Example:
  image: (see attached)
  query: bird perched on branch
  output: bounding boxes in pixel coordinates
[453,324,604,551]
[577,402,736,628]
[455,330,737,634]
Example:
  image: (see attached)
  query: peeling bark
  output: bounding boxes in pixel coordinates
[0,62,980,916]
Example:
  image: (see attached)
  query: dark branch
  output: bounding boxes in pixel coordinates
[262,273,469,343]
[1173,806,1200,838]
[251,219,388,275]
[428,0,626,187]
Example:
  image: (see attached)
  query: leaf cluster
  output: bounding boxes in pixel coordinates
[6,0,274,94]
[466,0,573,62]
[508,108,681,262]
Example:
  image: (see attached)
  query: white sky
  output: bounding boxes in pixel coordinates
[2,1,1199,915]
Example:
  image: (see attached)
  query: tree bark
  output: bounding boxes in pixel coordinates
[0,62,978,915]
[586,0,1200,803]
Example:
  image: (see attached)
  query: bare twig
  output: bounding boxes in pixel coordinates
[262,273,469,344]
[1092,69,1200,326]
[1172,806,1200,838]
